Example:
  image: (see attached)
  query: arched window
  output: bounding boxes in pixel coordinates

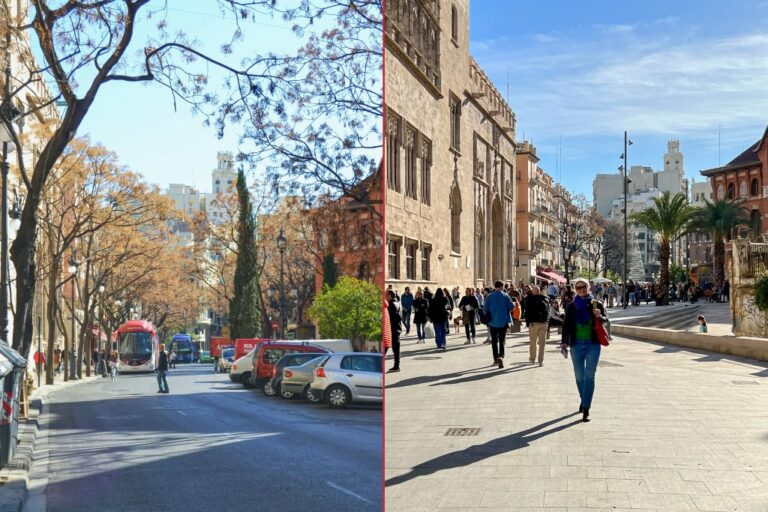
[450,185,462,253]
[727,182,735,199]
[751,178,760,197]
[739,180,747,198]
[451,5,458,43]
[717,184,725,200]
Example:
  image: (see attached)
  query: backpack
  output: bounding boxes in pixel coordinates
[478,306,490,324]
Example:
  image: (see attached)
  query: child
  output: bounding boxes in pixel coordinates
[697,315,708,333]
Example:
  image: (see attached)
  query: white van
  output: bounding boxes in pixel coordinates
[293,339,353,352]
[229,347,258,388]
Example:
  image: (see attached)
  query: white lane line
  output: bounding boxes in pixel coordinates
[176,410,187,416]
[326,481,373,504]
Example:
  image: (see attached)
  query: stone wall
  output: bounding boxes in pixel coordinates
[731,240,768,337]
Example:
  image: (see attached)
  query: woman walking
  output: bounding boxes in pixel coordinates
[560,278,608,422]
[412,289,429,343]
[458,287,479,344]
[428,288,450,351]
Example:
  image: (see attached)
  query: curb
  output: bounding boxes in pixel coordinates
[0,375,99,512]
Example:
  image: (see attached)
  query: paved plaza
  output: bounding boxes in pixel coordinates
[385,317,768,511]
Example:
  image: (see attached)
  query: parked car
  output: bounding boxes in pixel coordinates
[310,353,383,408]
[263,353,327,398]
[198,350,212,364]
[280,356,329,403]
[249,342,332,390]
[216,347,236,373]
[229,348,259,388]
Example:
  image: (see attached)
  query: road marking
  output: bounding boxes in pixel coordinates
[326,481,372,504]
[176,410,187,416]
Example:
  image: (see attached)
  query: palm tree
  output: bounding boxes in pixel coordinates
[630,192,694,305]
[689,199,749,290]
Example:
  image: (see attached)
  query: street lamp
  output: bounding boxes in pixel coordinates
[276,228,287,339]
[67,255,79,380]
[619,131,633,309]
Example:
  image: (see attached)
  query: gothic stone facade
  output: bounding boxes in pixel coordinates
[384,0,517,291]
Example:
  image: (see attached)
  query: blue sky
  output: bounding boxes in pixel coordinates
[470,0,768,199]
[77,2,301,193]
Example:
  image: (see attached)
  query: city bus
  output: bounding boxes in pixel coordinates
[169,333,197,363]
[115,320,159,373]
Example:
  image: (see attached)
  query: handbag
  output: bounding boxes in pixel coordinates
[509,319,521,333]
[593,301,611,346]
[424,323,435,339]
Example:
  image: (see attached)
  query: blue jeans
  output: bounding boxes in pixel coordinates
[402,308,412,333]
[434,322,447,348]
[157,370,169,393]
[571,339,601,408]
[415,322,425,340]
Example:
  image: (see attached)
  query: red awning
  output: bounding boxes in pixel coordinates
[90,326,108,342]
[539,270,566,284]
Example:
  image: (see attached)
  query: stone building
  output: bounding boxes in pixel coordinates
[384,0,517,291]
[514,143,561,284]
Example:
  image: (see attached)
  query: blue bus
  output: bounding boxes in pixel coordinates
[169,334,197,363]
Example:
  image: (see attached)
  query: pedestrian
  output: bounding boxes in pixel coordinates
[423,286,433,302]
[484,280,514,369]
[722,279,730,303]
[547,282,558,301]
[524,285,550,366]
[628,280,637,307]
[561,285,575,309]
[412,289,429,343]
[157,343,170,394]
[400,286,414,336]
[428,287,450,351]
[386,290,403,372]
[458,287,479,344]
[109,350,120,382]
[697,315,708,333]
[481,287,492,344]
[443,287,454,334]
[54,344,62,373]
[560,278,608,422]
[169,350,177,369]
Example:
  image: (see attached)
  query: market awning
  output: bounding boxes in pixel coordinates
[539,270,566,284]
[90,326,108,342]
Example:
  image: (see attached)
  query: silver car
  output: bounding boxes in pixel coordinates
[310,353,383,408]
[280,356,327,402]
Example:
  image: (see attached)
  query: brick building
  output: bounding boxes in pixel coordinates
[700,125,768,239]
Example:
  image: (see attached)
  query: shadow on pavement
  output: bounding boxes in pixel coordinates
[386,366,494,389]
[385,412,582,488]
[430,363,536,386]
[649,342,768,377]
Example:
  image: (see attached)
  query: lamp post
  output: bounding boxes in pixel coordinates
[276,228,287,339]
[67,255,79,380]
[619,131,633,309]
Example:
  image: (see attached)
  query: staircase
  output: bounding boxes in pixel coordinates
[610,304,702,331]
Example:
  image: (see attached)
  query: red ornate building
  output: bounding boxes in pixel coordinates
[701,125,768,237]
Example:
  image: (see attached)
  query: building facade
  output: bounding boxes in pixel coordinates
[701,126,768,239]
[385,0,517,291]
[514,143,560,284]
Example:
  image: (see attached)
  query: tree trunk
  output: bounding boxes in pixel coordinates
[714,238,726,289]
[45,271,58,385]
[659,239,670,305]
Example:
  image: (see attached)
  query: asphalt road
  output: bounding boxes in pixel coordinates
[25,364,382,512]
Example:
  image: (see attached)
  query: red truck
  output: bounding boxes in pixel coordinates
[210,337,233,359]
[234,338,272,360]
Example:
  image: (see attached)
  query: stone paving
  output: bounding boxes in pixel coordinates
[385,321,768,511]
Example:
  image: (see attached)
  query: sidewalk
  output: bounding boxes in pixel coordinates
[606,301,733,336]
[0,371,100,512]
[386,324,768,511]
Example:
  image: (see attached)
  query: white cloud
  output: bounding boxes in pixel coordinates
[474,30,768,140]
[534,33,559,43]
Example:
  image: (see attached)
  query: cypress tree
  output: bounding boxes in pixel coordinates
[323,254,338,288]
[229,169,261,339]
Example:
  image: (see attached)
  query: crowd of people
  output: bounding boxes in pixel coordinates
[384,279,610,422]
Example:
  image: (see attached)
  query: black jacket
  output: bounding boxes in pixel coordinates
[523,294,550,324]
[388,300,403,336]
[561,298,608,347]
[428,295,449,323]
[413,297,429,324]
[158,351,169,372]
